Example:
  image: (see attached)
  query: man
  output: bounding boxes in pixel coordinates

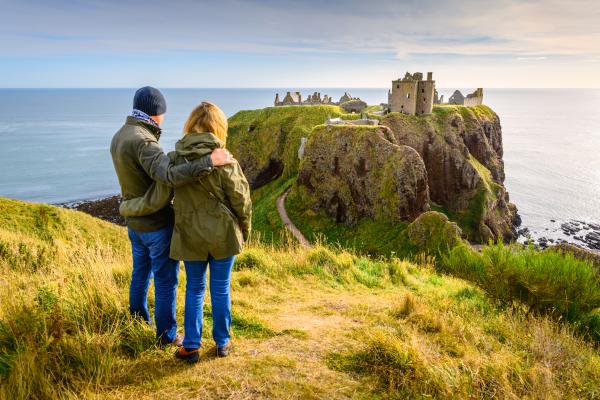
[110,86,234,346]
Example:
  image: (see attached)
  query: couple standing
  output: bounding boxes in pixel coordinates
[110,87,252,363]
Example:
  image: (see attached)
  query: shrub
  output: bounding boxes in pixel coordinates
[329,328,444,397]
[307,246,354,278]
[235,248,274,271]
[441,242,600,337]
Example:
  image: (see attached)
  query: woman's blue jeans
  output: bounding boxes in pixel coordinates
[183,256,235,349]
[127,225,179,345]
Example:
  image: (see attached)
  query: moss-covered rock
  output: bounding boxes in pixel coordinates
[295,125,430,226]
[405,211,463,255]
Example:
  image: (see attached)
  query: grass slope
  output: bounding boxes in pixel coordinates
[1,198,600,399]
[228,105,360,182]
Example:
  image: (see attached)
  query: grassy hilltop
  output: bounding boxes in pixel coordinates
[228,104,517,254]
[1,197,600,399]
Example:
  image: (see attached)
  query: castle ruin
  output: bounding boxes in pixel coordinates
[274,91,360,107]
[463,88,484,106]
[388,72,435,115]
[448,88,483,106]
[273,73,484,115]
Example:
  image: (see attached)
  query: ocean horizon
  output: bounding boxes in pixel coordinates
[1,88,599,248]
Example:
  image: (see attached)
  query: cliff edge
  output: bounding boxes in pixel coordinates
[228,104,518,249]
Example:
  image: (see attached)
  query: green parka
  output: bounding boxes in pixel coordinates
[119,132,252,261]
[110,117,214,232]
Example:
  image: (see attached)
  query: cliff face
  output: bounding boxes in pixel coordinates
[228,105,518,244]
[296,125,430,226]
[380,105,517,241]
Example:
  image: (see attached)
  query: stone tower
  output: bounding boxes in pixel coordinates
[389,72,435,115]
[416,72,435,115]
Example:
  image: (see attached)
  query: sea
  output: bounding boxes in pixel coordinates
[0,88,599,249]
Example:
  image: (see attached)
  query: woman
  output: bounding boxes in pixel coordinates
[120,102,252,363]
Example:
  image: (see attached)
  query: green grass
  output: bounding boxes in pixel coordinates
[470,156,502,200]
[228,105,359,182]
[247,176,295,244]
[1,198,599,399]
[441,242,600,341]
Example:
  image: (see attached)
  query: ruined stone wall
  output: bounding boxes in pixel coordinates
[463,88,484,107]
[390,80,418,114]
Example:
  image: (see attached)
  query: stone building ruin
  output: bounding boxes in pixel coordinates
[448,88,483,106]
[274,91,362,107]
[388,72,435,115]
[448,90,465,105]
[433,89,444,105]
[463,88,484,106]
[386,72,484,113]
[326,113,378,126]
[273,73,484,114]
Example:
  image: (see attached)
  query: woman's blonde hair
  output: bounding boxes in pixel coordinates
[183,101,228,143]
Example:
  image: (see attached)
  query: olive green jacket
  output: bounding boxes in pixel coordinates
[120,132,252,261]
[110,117,214,232]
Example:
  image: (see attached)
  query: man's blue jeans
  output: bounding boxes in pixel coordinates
[183,256,235,349]
[127,225,179,344]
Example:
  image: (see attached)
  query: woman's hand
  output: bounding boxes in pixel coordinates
[211,148,236,166]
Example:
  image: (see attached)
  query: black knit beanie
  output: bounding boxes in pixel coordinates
[133,86,167,116]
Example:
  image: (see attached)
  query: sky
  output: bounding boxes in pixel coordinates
[0,0,599,88]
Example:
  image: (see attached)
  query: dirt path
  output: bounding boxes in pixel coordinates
[96,281,391,399]
[277,187,312,248]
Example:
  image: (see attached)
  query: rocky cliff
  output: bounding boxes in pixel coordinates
[296,125,430,225]
[227,104,518,245]
[380,105,518,241]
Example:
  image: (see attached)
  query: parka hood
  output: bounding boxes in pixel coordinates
[175,132,225,160]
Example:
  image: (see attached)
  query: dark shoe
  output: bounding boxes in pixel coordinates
[175,347,200,363]
[217,341,233,357]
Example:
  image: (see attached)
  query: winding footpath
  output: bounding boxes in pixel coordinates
[276,187,312,248]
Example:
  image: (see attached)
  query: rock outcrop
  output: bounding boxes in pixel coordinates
[381,106,518,242]
[405,211,463,254]
[296,125,430,226]
[227,104,519,244]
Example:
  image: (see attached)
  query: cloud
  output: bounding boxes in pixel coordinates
[0,0,599,87]
[1,0,598,60]
[517,57,547,61]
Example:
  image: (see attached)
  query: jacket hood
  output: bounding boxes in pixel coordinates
[175,132,224,160]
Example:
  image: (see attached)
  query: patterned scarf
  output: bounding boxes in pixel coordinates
[130,109,159,128]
